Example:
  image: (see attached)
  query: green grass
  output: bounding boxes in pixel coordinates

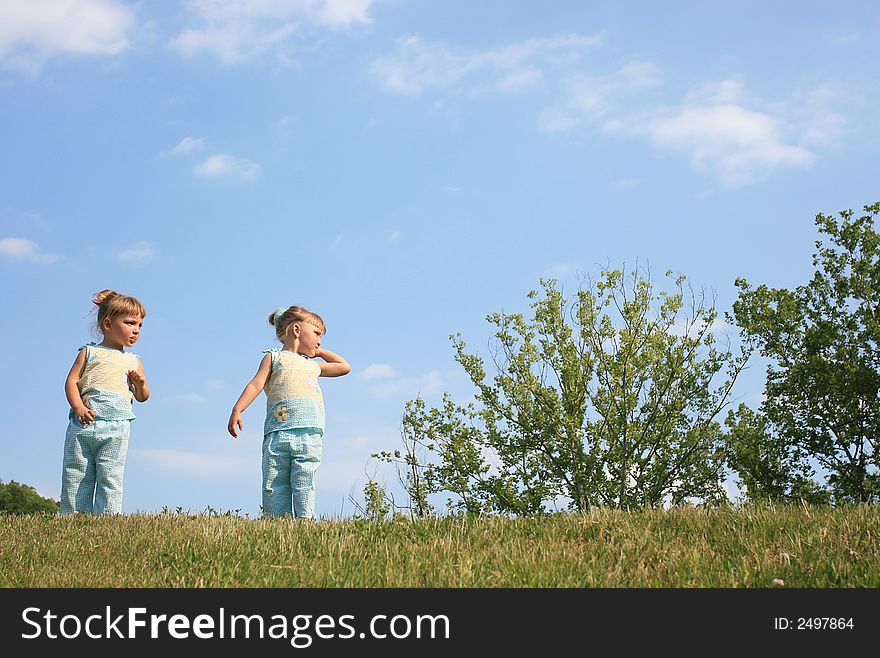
[1,505,877,587]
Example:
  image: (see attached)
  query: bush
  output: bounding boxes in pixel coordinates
[0,480,60,514]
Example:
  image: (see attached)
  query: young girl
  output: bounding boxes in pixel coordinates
[228,305,351,519]
[61,289,150,515]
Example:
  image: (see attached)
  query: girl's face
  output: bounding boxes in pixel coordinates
[102,314,143,349]
[289,321,323,357]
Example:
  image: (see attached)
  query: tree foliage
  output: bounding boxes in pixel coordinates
[731,203,880,503]
[723,404,829,504]
[0,480,60,514]
[379,266,748,514]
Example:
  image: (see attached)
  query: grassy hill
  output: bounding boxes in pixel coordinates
[1,505,877,587]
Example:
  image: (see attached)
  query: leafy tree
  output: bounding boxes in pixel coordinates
[379,266,748,514]
[362,481,391,521]
[0,480,60,514]
[724,404,829,504]
[730,203,880,503]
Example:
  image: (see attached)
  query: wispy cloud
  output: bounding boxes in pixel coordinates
[605,80,817,186]
[371,33,601,97]
[668,317,729,338]
[0,237,59,264]
[365,369,446,399]
[359,363,401,381]
[166,136,206,157]
[195,154,261,178]
[135,448,252,480]
[373,29,846,187]
[0,0,136,72]
[546,263,574,277]
[172,0,372,63]
[117,241,156,264]
[537,59,663,133]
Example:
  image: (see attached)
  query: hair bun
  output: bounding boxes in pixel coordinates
[92,289,117,306]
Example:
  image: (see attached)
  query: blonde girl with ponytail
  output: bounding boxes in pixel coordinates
[60,289,150,515]
[228,305,350,519]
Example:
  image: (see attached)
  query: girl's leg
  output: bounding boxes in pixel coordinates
[290,429,323,520]
[93,421,130,515]
[262,431,293,517]
[61,421,97,514]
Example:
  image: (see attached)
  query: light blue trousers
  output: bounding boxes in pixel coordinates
[262,428,323,519]
[60,419,130,515]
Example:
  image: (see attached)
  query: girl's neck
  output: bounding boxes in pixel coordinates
[99,338,124,351]
[281,339,304,356]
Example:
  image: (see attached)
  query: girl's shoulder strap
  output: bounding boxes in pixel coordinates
[77,342,96,360]
[262,347,281,366]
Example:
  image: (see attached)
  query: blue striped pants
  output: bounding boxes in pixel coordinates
[262,428,323,519]
[60,419,130,515]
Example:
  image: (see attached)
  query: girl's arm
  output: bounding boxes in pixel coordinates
[65,350,95,426]
[228,354,272,438]
[128,359,150,402]
[315,348,352,377]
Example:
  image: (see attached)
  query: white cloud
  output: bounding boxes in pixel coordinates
[195,154,261,178]
[546,263,574,277]
[0,0,135,71]
[538,59,663,133]
[538,66,837,186]
[371,33,601,97]
[117,241,156,264]
[788,86,848,149]
[640,103,814,187]
[368,370,446,399]
[135,448,252,481]
[387,230,402,242]
[167,136,206,156]
[172,0,372,63]
[0,237,59,264]
[359,363,400,381]
[596,79,819,186]
[668,317,729,338]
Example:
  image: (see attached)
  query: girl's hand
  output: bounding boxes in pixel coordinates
[228,410,243,438]
[127,369,146,390]
[74,405,96,426]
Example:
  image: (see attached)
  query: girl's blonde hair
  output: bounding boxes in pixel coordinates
[268,305,325,342]
[92,289,146,336]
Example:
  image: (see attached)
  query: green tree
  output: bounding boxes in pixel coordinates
[0,480,60,514]
[724,404,829,504]
[731,203,880,503]
[381,266,748,514]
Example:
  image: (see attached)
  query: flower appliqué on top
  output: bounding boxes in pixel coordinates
[273,406,289,423]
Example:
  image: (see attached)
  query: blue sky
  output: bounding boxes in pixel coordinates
[1,0,878,518]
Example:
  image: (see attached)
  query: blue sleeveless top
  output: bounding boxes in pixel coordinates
[262,349,325,435]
